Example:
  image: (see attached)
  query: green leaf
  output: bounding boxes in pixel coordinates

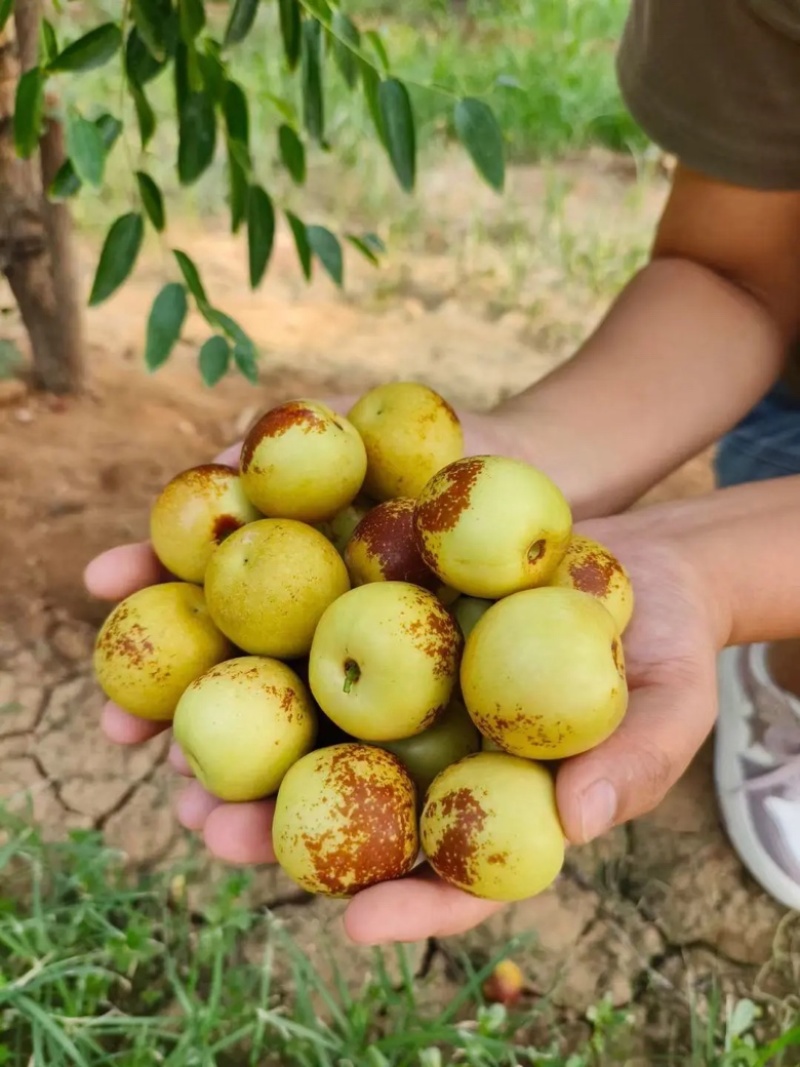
[378,79,416,192]
[89,213,145,306]
[234,342,259,383]
[132,0,175,62]
[65,108,106,188]
[224,0,260,46]
[361,63,386,149]
[247,185,275,289]
[41,20,58,66]
[131,84,156,147]
[278,0,301,70]
[346,232,385,266]
[199,335,230,386]
[13,67,44,159]
[173,249,210,311]
[125,27,166,85]
[49,23,121,73]
[211,309,253,351]
[301,19,324,143]
[0,0,14,34]
[331,11,360,89]
[286,211,312,281]
[136,172,166,232]
[365,29,389,71]
[264,92,298,126]
[307,225,343,286]
[177,63,217,185]
[49,114,122,199]
[227,149,248,234]
[303,0,330,18]
[278,124,305,184]
[222,79,249,149]
[179,0,205,41]
[199,42,225,102]
[453,97,505,193]
[145,283,187,370]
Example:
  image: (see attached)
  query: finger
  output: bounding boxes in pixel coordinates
[169,742,194,776]
[203,801,277,865]
[214,441,243,467]
[344,866,505,945]
[101,701,170,744]
[84,542,165,601]
[176,780,223,831]
[556,661,718,844]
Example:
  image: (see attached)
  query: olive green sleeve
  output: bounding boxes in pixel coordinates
[616,0,800,190]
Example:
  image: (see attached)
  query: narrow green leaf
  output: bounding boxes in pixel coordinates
[173,249,210,311]
[177,81,217,185]
[279,0,301,68]
[301,19,324,143]
[13,67,44,159]
[131,84,156,147]
[0,0,14,34]
[132,0,174,62]
[145,283,187,370]
[331,11,359,89]
[264,92,298,126]
[234,342,259,383]
[198,43,225,101]
[65,108,106,188]
[49,114,122,200]
[49,23,121,73]
[346,232,385,266]
[179,0,205,41]
[286,211,312,280]
[247,185,275,289]
[365,29,389,71]
[224,0,260,46]
[135,172,166,232]
[307,225,343,286]
[227,149,248,234]
[278,124,305,184]
[453,97,505,193]
[211,309,253,351]
[89,213,145,306]
[41,20,58,66]
[222,79,249,148]
[198,335,230,386]
[303,0,330,18]
[378,79,416,192]
[361,63,387,149]
[125,27,166,86]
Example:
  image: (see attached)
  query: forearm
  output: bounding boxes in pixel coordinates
[499,257,787,518]
[625,475,800,648]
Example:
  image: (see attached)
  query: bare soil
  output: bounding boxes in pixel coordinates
[1,151,796,1061]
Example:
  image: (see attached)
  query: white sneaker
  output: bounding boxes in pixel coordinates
[715,643,800,911]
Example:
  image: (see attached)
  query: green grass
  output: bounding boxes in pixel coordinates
[1,806,799,1067]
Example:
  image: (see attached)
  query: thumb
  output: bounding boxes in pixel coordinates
[555,659,718,844]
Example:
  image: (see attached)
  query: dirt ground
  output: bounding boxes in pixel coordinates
[1,152,797,1060]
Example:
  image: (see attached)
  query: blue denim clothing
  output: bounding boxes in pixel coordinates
[714,382,800,488]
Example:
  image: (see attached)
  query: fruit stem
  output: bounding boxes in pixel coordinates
[343,659,361,694]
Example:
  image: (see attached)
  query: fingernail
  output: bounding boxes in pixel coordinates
[579,779,617,842]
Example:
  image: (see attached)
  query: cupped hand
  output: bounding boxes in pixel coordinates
[84,400,720,945]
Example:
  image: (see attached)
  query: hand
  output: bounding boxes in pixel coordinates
[84,402,720,944]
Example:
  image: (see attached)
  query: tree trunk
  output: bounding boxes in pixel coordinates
[0,1,85,394]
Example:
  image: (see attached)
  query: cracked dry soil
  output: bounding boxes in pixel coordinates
[1,159,798,1060]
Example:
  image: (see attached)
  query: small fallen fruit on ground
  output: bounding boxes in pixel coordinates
[482,960,526,1006]
[93,582,232,721]
[204,518,350,658]
[421,751,565,901]
[415,455,573,599]
[272,743,419,896]
[173,656,318,801]
[308,581,463,741]
[347,381,464,500]
[240,399,367,522]
[150,464,262,583]
[460,586,628,759]
[548,533,634,633]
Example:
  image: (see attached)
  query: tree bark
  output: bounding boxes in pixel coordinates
[0,1,85,394]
